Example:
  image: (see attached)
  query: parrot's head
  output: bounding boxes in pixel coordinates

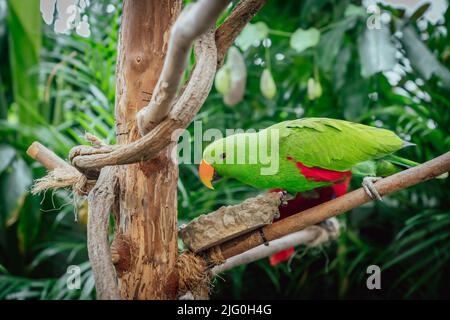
[199,134,240,190]
[199,129,279,189]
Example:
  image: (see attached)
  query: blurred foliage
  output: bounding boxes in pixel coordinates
[0,0,449,299]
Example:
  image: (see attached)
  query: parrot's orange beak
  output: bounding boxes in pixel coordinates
[199,159,215,190]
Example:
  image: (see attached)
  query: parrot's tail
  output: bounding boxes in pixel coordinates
[386,154,419,167]
[380,155,448,179]
[401,141,417,148]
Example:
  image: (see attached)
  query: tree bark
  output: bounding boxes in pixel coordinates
[114,0,181,300]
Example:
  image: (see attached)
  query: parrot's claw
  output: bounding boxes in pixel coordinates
[362,176,383,201]
[278,191,295,207]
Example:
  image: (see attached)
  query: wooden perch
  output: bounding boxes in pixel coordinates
[180,193,281,252]
[204,151,450,261]
[136,0,231,136]
[26,142,92,195]
[27,142,73,171]
[211,217,340,275]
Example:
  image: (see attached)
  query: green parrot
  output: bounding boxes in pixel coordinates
[199,117,419,200]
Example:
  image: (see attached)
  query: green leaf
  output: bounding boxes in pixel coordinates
[290,28,320,53]
[18,194,41,253]
[29,243,84,271]
[401,26,450,89]
[260,69,277,100]
[339,67,370,121]
[358,23,397,77]
[0,264,7,274]
[252,22,269,40]
[409,2,431,22]
[317,19,353,72]
[345,4,366,17]
[235,22,269,51]
[334,45,352,90]
[7,0,42,124]
[0,144,16,174]
[0,157,32,227]
[299,0,329,23]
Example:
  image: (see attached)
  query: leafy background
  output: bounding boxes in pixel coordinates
[0,0,449,299]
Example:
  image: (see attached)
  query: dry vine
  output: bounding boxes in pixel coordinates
[87,167,121,300]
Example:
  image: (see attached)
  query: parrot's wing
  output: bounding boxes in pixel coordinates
[273,118,404,171]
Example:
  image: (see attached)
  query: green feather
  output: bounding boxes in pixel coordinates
[275,118,404,171]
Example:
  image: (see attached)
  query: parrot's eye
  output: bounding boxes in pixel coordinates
[219,152,226,160]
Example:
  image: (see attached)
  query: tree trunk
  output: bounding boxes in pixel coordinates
[114,0,181,300]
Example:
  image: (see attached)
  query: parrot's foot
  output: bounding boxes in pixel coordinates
[279,191,295,207]
[362,176,383,201]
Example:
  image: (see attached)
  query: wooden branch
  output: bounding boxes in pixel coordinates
[70,30,217,172]
[26,142,94,195]
[211,218,340,275]
[215,0,267,66]
[180,193,281,252]
[87,166,121,300]
[205,152,450,261]
[136,0,231,136]
[27,142,72,171]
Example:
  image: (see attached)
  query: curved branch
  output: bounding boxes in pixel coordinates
[87,166,121,300]
[204,151,450,260]
[71,30,217,172]
[136,0,231,136]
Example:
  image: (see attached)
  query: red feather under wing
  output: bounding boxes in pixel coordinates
[286,155,352,183]
[268,162,352,266]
